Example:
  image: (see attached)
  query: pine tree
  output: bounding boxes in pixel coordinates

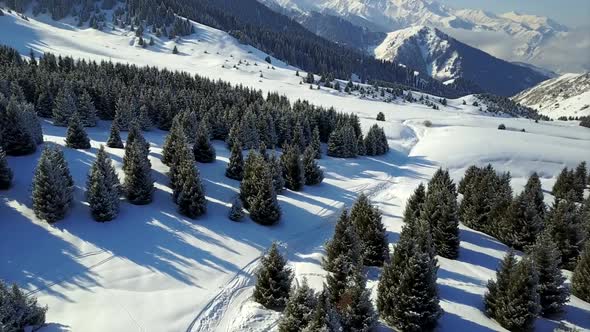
[162,116,185,166]
[172,45,179,54]
[302,146,324,185]
[502,189,544,250]
[174,149,207,218]
[545,195,583,270]
[193,122,216,163]
[338,269,377,332]
[77,89,97,127]
[228,196,244,221]
[86,145,120,222]
[377,219,441,331]
[65,113,91,149]
[240,151,262,209]
[0,147,13,189]
[323,210,362,272]
[32,145,74,223]
[421,170,460,259]
[279,279,317,332]
[249,163,281,225]
[574,161,587,201]
[123,138,154,205]
[281,144,304,191]
[350,193,388,266]
[3,98,37,156]
[327,125,357,158]
[302,288,342,332]
[253,243,293,309]
[106,122,124,149]
[572,242,590,302]
[35,88,53,118]
[529,232,569,316]
[376,112,385,121]
[0,280,47,331]
[484,250,518,320]
[310,126,321,159]
[492,257,540,332]
[552,167,576,202]
[403,183,425,225]
[225,141,244,181]
[52,85,77,126]
[269,153,285,194]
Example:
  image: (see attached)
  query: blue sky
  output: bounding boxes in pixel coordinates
[440,0,590,27]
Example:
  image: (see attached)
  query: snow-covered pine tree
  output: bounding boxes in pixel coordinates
[0,280,47,331]
[107,122,124,149]
[65,113,91,149]
[530,232,569,316]
[269,153,285,194]
[240,110,261,150]
[421,170,460,259]
[52,85,77,126]
[377,219,441,331]
[249,161,281,225]
[253,242,293,310]
[225,140,244,180]
[86,145,121,222]
[323,209,362,272]
[193,121,216,163]
[302,288,342,332]
[403,183,425,225]
[138,104,152,131]
[545,194,583,270]
[174,148,207,218]
[327,125,357,158]
[458,165,480,195]
[338,268,377,332]
[3,98,37,156]
[162,115,186,166]
[574,161,587,201]
[484,250,518,320]
[552,167,576,202]
[302,146,324,186]
[32,145,74,223]
[350,193,388,266]
[356,133,366,156]
[279,279,317,332]
[76,89,97,127]
[35,87,53,118]
[123,138,154,205]
[492,256,540,331]
[310,126,321,159]
[241,150,263,209]
[281,144,304,191]
[572,242,590,302]
[0,147,13,189]
[364,124,389,156]
[228,196,244,221]
[114,95,134,130]
[376,112,385,121]
[502,188,544,250]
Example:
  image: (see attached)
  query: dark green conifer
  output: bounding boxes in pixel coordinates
[225,141,244,180]
[302,146,323,186]
[403,183,425,225]
[65,113,91,149]
[106,122,124,149]
[253,243,293,309]
[572,242,590,302]
[193,122,216,163]
[281,144,304,191]
[350,193,388,266]
[86,145,120,221]
[0,147,14,189]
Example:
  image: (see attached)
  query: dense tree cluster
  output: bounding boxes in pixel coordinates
[476,94,549,120]
[0,280,47,331]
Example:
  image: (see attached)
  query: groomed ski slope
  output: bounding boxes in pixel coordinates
[0,10,590,332]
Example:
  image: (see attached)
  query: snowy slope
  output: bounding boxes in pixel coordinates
[513,73,590,119]
[0,8,590,332]
[259,0,589,73]
[373,25,549,96]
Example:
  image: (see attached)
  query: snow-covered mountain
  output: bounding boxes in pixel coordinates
[259,0,589,73]
[374,26,549,96]
[513,73,590,118]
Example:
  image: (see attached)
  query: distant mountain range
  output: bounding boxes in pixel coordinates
[513,73,590,118]
[259,0,589,74]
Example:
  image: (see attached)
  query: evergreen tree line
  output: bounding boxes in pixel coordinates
[0,279,47,331]
[255,192,389,331]
[459,163,589,270]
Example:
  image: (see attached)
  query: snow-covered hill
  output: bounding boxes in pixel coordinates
[1,7,590,332]
[374,25,549,96]
[513,73,590,119]
[259,0,589,73]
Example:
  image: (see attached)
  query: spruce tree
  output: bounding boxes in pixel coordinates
[65,113,91,149]
[32,145,74,223]
[484,250,518,319]
[503,189,543,250]
[302,288,342,332]
[403,183,425,225]
[86,145,120,222]
[310,126,321,159]
[253,243,293,310]
[0,147,13,189]
[0,280,47,331]
[240,151,262,209]
[350,193,388,266]
[339,269,377,332]
[269,153,285,194]
[572,242,590,302]
[35,88,53,118]
[174,149,207,218]
[162,115,185,166]
[225,141,244,180]
[377,219,441,331]
[574,161,587,201]
[228,196,244,221]
[3,98,37,156]
[530,232,569,316]
[302,146,324,185]
[193,122,216,163]
[77,89,97,127]
[421,170,460,259]
[123,138,153,205]
[249,162,281,225]
[323,210,362,272]
[106,122,124,149]
[52,85,77,126]
[545,195,583,270]
[552,167,575,202]
[279,279,317,332]
[281,144,304,191]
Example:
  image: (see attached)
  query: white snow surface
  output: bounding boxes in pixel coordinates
[0,9,590,332]
[513,73,590,119]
